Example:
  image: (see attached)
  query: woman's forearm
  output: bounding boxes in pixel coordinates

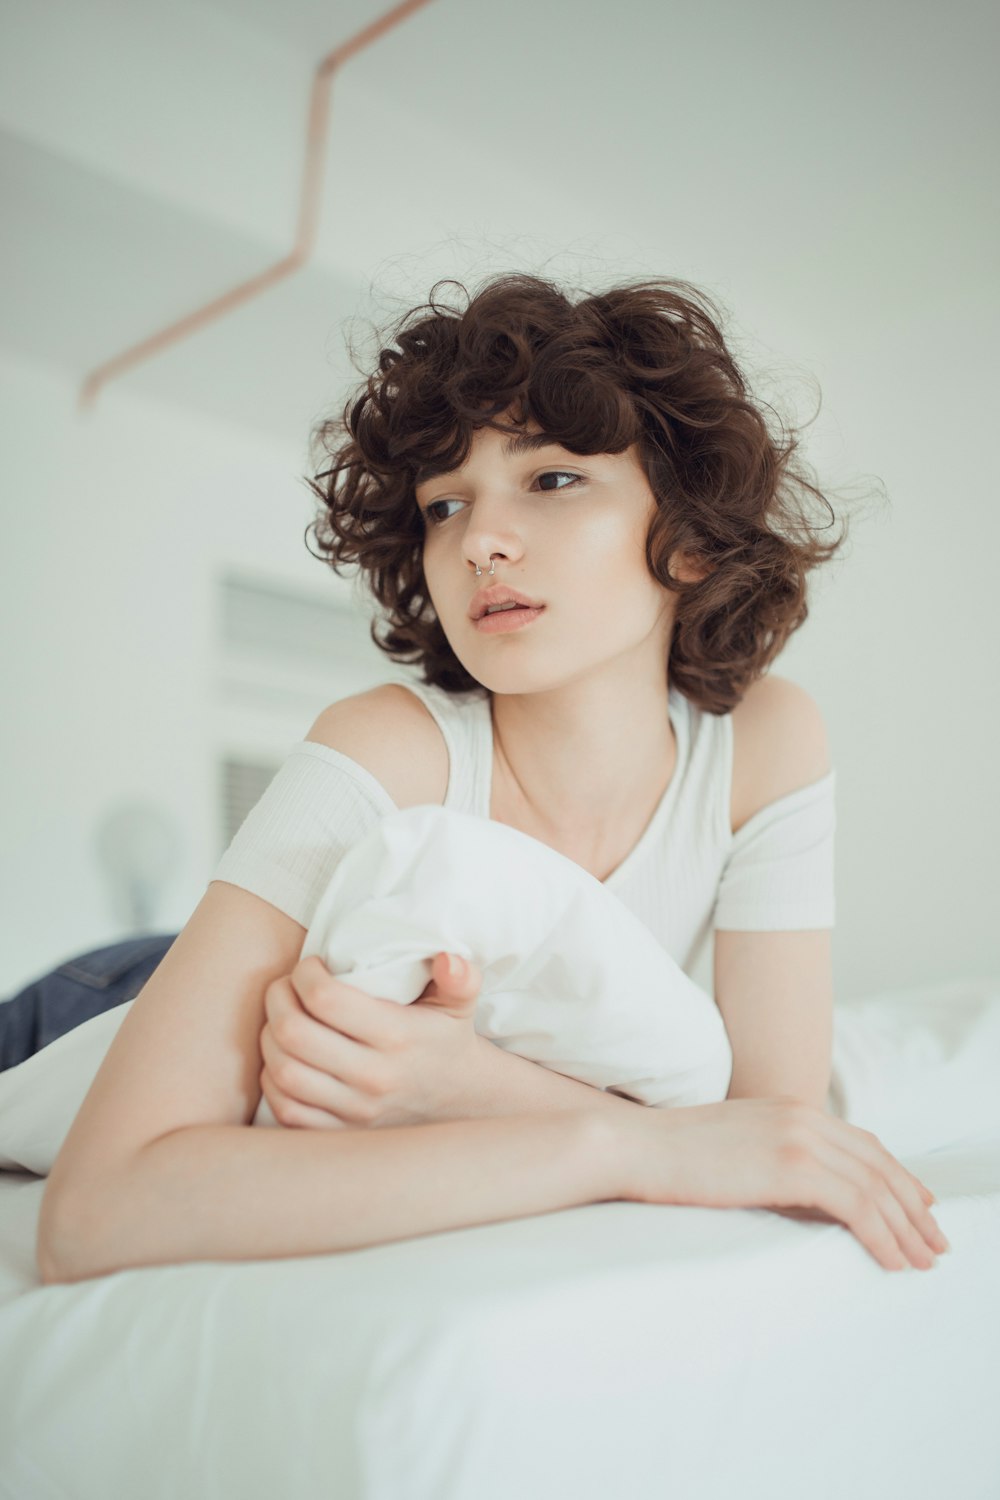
[38,1109,622,1285]
[453,1036,648,1120]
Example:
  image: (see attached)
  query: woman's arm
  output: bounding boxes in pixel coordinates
[717,675,837,1108]
[47,1089,948,1284]
[40,1109,618,1284]
[37,895,945,1285]
[714,928,833,1110]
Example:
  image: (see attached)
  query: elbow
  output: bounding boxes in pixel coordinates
[36,1238,68,1287]
[37,1224,110,1287]
[36,1193,79,1285]
[36,1180,107,1286]
[36,1223,72,1288]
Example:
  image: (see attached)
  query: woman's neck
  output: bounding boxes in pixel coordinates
[488,671,677,842]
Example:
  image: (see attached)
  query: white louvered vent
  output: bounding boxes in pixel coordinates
[213,570,402,853]
[220,570,388,677]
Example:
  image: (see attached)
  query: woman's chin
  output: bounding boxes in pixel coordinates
[465,661,569,697]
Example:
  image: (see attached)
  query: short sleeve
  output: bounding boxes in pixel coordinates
[712,769,835,931]
[210,741,399,930]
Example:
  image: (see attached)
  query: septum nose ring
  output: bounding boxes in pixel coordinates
[474,558,496,577]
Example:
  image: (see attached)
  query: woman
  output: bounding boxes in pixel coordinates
[37,273,947,1283]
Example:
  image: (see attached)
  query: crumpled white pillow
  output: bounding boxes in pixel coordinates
[0,805,733,1173]
[253,804,733,1126]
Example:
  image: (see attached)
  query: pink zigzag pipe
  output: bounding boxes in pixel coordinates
[78,0,436,414]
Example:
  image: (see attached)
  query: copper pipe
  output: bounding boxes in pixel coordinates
[78,0,437,414]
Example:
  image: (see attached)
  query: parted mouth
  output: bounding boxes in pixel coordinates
[469,586,544,621]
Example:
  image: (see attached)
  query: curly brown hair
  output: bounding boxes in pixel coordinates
[304,271,862,715]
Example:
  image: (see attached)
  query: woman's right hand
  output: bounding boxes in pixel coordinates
[615,1097,949,1272]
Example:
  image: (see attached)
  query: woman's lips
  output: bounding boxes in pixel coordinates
[472,605,546,634]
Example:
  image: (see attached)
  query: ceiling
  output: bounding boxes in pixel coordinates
[1,0,995,449]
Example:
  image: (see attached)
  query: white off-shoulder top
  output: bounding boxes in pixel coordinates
[211,673,835,976]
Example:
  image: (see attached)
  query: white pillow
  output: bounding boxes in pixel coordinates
[254,804,733,1125]
[0,804,733,1173]
[0,1005,129,1174]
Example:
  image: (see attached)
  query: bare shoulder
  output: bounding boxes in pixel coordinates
[305,683,449,809]
[729,673,832,834]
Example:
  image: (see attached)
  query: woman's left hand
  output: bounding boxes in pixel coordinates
[258,952,483,1130]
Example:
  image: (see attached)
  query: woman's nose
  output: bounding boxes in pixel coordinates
[463,510,524,570]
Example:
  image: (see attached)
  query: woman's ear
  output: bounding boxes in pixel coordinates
[669,550,713,585]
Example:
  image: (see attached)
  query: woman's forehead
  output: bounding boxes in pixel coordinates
[415,428,636,487]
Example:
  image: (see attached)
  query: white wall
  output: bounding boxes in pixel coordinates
[0,350,362,987]
[1,0,997,1001]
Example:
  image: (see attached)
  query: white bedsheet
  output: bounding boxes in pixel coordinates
[0,976,999,1500]
[0,1135,998,1500]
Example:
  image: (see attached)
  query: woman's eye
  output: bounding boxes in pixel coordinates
[423,472,581,526]
[425,498,463,525]
[535,470,581,492]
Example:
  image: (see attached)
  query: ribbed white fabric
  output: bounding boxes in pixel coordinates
[211,671,836,972]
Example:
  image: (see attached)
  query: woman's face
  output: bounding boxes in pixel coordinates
[415,417,679,695]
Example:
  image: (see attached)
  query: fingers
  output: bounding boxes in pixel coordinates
[259,1025,384,1127]
[291,956,404,1047]
[258,1057,351,1130]
[898,1164,936,1206]
[819,1118,949,1256]
[421,952,482,1007]
[777,1109,949,1272]
[439,952,481,992]
[260,1016,367,1096]
[265,975,387,1093]
[293,953,480,1033]
[809,1137,947,1271]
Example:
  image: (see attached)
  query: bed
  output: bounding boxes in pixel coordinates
[0,973,998,1500]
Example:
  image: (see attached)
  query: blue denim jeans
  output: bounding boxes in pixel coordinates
[0,933,179,1071]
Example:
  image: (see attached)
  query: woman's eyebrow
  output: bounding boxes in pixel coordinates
[502,431,563,460]
[415,433,564,485]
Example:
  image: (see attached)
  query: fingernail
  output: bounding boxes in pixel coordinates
[447,953,466,981]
